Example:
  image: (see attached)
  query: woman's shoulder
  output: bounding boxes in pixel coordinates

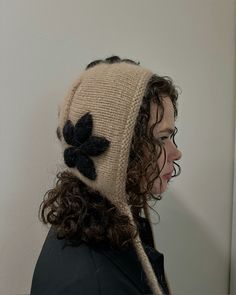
[30,224,168,295]
[31,226,144,294]
[30,226,100,294]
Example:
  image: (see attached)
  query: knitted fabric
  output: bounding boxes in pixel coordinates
[57,62,167,295]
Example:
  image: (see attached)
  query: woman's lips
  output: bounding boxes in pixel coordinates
[163,171,173,179]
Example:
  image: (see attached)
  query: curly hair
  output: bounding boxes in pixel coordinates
[39,55,181,250]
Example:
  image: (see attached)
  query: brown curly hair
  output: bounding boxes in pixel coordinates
[39,55,181,250]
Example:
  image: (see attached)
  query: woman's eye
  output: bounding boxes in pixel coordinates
[161,136,168,141]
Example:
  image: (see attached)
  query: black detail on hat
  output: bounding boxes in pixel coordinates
[62,112,110,180]
[56,127,62,141]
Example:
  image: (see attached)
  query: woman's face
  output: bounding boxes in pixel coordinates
[141,96,182,195]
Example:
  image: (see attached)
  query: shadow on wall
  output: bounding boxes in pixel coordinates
[152,185,230,295]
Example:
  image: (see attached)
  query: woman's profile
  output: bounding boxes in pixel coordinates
[30,55,182,295]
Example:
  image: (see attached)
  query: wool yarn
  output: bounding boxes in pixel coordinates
[57,61,170,295]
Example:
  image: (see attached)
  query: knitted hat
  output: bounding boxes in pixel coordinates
[57,61,169,295]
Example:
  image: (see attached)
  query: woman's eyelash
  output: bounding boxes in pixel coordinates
[161,132,175,141]
[161,136,168,140]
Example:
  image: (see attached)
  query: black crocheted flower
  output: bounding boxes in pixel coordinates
[62,112,110,180]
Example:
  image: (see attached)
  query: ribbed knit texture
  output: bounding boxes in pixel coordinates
[58,62,170,295]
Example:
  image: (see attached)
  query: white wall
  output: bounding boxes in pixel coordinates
[231,115,236,294]
[1,0,235,294]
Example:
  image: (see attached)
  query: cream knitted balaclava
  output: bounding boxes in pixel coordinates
[57,61,167,295]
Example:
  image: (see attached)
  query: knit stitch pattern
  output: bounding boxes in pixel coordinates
[58,62,167,295]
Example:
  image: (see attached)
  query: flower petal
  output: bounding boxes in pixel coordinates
[75,151,97,180]
[62,120,75,145]
[64,147,78,167]
[80,136,110,156]
[56,126,62,141]
[74,112,93,146]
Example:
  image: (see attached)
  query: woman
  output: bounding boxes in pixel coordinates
[30,55,182,295]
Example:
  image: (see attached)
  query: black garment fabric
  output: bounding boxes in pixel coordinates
[30,218,170,295]
[137,216,155,249]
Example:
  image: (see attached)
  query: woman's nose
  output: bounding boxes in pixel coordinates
[175,148,182,161]
[170,140,182,161]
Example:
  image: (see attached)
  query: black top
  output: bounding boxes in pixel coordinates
[30,217,170,295]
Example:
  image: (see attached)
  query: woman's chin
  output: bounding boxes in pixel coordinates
[151,177,168,194]
[140,176,170,195]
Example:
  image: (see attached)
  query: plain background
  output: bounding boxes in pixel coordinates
[1,0,236,294]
